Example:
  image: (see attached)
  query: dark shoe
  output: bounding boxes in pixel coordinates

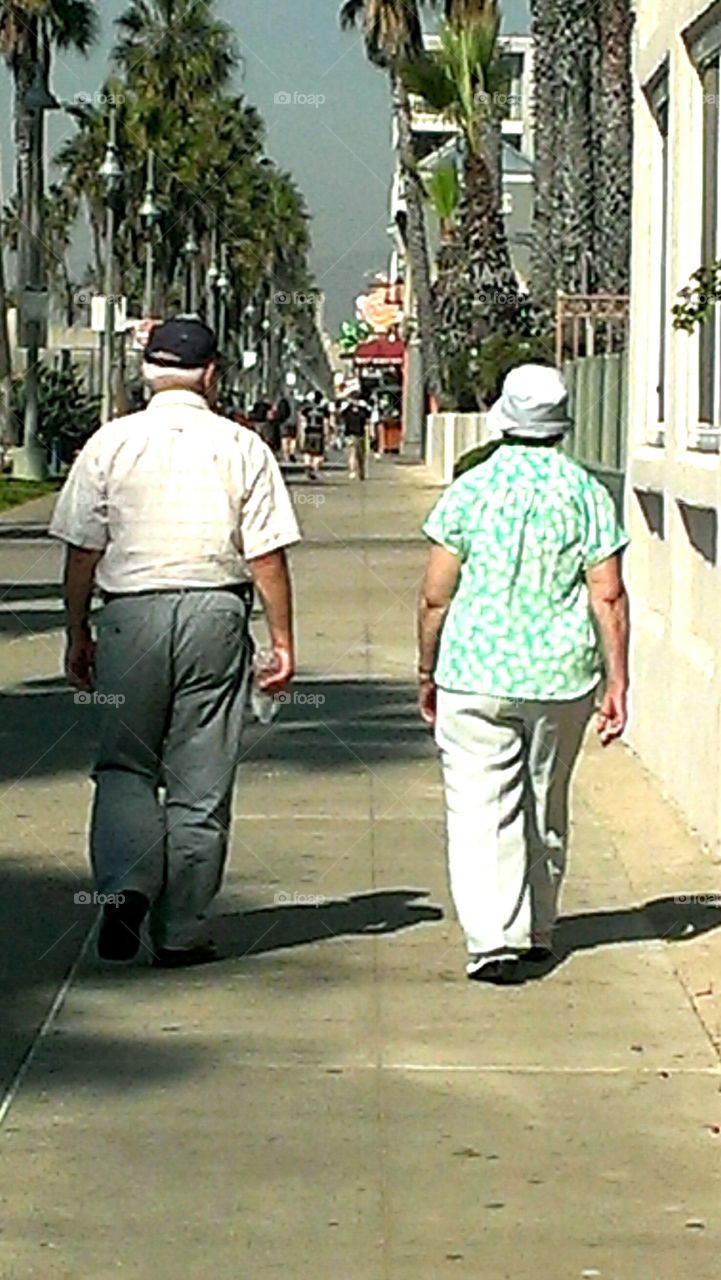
[525,945,555,963]
[97,891,150,962]
[468,961,522,985]
[153,942,218,969]
[466,952,520,984]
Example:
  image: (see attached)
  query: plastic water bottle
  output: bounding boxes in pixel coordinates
[250,649,281,725]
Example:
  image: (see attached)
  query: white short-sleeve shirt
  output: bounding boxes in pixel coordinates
[49,390,301,594]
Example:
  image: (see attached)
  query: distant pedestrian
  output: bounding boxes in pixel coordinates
[341,390,370,480]
[278,393,298,464]
[50,317,300,968]
[252,398,279,454]
[417,365,630,983]
[370,397,382,458]
[301,391,328,480]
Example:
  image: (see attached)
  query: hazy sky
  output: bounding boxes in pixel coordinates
[0,0,531,332]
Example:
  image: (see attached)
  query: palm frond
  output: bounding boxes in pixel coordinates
[425,162,460,222]
[400,53,456,112]
[339,0,365,30]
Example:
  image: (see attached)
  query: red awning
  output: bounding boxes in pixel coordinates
[354,336,405,366]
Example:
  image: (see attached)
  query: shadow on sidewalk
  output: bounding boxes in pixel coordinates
[213,888,444,960]
[0,580,65,636]
[0,861,208,1100]
[516,895,721,982]
[0,676,432,784]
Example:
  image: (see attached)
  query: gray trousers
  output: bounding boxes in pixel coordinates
[435,688,595,957]
[91,589,251,948]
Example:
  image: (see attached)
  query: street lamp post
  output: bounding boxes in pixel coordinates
[139,149,160,318]
[182,230,200,314]
[216,243,230,350]
[13,59,60,479]
[206,225,220,329]
[99,107,123,424]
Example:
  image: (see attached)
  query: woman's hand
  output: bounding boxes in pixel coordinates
[418,675,437,728]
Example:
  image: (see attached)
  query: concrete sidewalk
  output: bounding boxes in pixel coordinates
[0,457,720,1279]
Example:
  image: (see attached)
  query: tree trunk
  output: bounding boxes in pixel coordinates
[594,0,634,295]
[530,0,633,319]
[393,77,442,403]
[530,0,598,314]
[433,119,522,404]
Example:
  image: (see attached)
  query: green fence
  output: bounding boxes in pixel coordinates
[563,352,628,520]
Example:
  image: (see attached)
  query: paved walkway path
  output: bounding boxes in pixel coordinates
[0,458,720,1278]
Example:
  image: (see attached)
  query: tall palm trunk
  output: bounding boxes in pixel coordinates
[531,0,597,312]
[393,77,442,402]
[435,110,521,392]
[530,0,633,317]
[594,0,633,294]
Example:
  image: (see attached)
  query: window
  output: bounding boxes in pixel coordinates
[644,66,670,443]
[500,52,524,122]
[685,5,721,449]
[699,57,720,438]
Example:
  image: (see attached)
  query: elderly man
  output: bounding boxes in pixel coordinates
[418,364,630,984]
[50,317,300,967]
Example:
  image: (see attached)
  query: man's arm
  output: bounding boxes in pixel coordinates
[248,548,294,693]
[417,544,462,726]
[587,553,630,746]
[63,545,103,690]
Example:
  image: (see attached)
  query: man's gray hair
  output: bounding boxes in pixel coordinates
[142,361,208,393]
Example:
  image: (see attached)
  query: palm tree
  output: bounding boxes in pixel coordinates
[113,0,238,104]
[402,8,523,390]
[340,0,442,403]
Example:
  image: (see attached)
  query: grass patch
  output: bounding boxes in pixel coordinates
[0,478,62,515]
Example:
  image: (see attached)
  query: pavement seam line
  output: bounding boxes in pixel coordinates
[0,915,98,1131]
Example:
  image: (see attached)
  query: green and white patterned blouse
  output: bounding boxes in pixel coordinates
[422,444,629,701]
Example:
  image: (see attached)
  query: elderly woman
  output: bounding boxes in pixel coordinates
[418,365,630,983]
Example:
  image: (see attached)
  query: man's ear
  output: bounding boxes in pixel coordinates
[203,361,218,393]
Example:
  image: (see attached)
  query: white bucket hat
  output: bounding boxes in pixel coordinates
[486,364,573,440]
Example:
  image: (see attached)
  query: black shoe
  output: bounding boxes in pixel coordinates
[97,891,150,962]
[467,954,521,985]
[525,945,554,963]
[152,942,218,969]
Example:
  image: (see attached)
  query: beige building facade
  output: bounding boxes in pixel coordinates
[627,0,721,850]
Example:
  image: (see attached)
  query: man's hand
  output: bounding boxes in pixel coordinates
[257,643,295,695]
[418,676,437,728]
[65,625,95,691]
[596,681,627,746]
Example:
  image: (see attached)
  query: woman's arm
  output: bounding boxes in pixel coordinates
[417,544,462,726]
[586,553,630,745]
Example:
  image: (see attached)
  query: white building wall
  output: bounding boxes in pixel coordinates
[627,0,721,851]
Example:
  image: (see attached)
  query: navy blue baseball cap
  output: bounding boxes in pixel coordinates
[145,315,218,369]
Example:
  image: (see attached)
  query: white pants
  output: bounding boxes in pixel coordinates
[435,688,595,957]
